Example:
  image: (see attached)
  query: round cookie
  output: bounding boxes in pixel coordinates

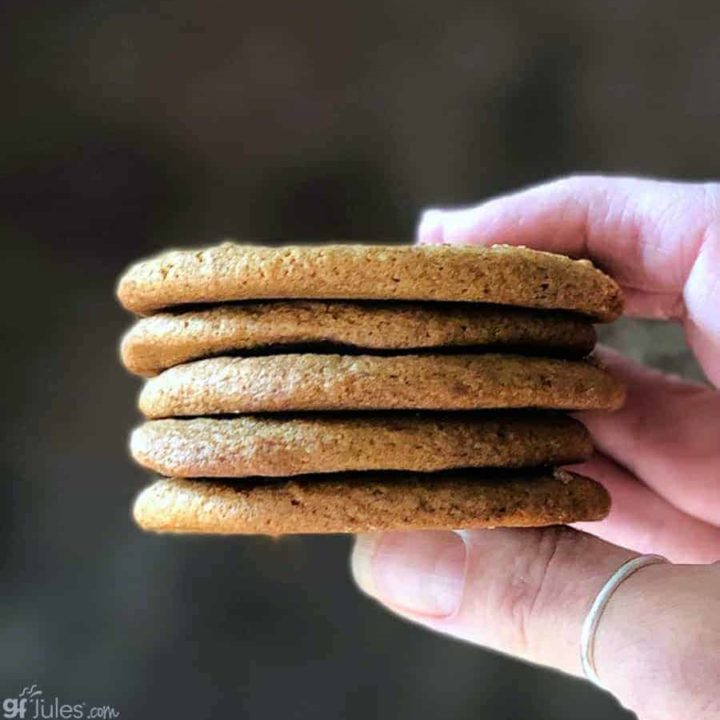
[132,469,611,535]
[130,413,592,477]
[138,353,625,418]
[117,243,623,320]
[121,301,596,376]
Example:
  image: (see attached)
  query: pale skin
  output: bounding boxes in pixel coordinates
[350,176,720,720]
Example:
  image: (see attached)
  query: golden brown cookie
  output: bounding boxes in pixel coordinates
[138,353,625,418]
[130,412,592,477]
[121,301,596,376]
[117,243,623,320]
[131,469,610,534]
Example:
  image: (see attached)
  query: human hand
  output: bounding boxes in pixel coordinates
[351,176,720,719]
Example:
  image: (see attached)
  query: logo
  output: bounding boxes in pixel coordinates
[2,686,119,719]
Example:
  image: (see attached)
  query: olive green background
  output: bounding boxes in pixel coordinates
[0,1,712,718]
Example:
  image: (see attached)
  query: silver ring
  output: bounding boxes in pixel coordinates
[580,554,668,686]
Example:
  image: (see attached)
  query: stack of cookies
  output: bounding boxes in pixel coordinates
[117,243,624,535]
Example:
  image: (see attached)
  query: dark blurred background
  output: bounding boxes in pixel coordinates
[1,1,714,718]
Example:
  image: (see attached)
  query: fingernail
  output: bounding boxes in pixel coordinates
[416,209,445,244]
[352,531,467,618]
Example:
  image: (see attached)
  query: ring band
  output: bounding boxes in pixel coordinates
[580,554,668,686]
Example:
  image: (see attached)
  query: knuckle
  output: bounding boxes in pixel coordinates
[701,182,720,219]
[550,173,603,195]
[550,173,589,186]
[494,527,569,656]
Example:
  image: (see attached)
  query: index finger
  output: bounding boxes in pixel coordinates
[417,175,720,385]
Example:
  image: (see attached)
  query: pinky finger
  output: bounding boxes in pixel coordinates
[570,454,720,564]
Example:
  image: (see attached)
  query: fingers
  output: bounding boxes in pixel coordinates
[570,454,720,563]
[351,529,720,718]
[577,348,720,528]
[416,176,704,296]
[416,175,720,385]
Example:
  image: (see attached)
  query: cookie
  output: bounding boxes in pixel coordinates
[121,301,596,376]
[131,469,610,534]
[138,353,625,418]
[130,412,592,477]
[117,243,623,320]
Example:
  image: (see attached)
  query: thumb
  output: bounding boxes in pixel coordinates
[351,527,720,718]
